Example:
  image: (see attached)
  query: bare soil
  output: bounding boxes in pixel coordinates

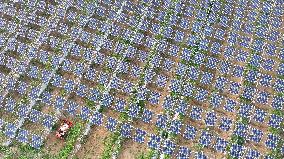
[75,126,111,159]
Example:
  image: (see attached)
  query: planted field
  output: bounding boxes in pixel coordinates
[0,0,283,159]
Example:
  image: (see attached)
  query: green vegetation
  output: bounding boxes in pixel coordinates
[230,135,245,145]
[85,98,96,109]
[136,149,156,159]
[238,117,250,125]
[119,112,129,121]
[57,123,83,159]
[101,132,120,159]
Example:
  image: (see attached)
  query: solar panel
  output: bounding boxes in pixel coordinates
[137,86,148,101]
[179,18,189,29]
[120,123,132,138]
[80,30,91,42]
[163,27,173,38]
[205,112,217,127]
[90,111,103,126]
[51,74,63,87]
[235,50,248,63]
[79,106,90,121]
[101,93,113,107]
[141,109,153,123]
[242,86,256,100]
[144,69,155,84]
[265,43,277,56]
[175,100,188,115]
[88,88,101,102]
[210,42,221,54]
[183,125,197,140]
[148,134,161,150]
[200,72,213,85]
[252,39,264,53]
[240,35,251,49]
[268,114,283,129]
[133,128,146,143]
[67,101,79,116]
[256,91,270,104]
[249,127,263,143]
[233,123,248,138]
[195,151,207,159]
[128,104,140,119]
[219,15,229,28]
[42,115,55,129]
[230,144,244,158]
[64,79,75,93]
[245,149,260,159]
[156,114,168,129]
[229,82,241,95]
[190,106,203,121]
[210,93,223,108]
[110,77,120,89]
[192,21,202,33]
[169,120,182,135]
[193,53,205,66]
[106,117,118,132]
[232,65,244,78]
[277,63,284,76]
[17,129,29,143]
[41,91,52,105]
[195,88,208,102]
[29,109,42,123]
[199,131,213,147]
[170,79,181,93]
[182,83,194,97]
[110,97,125,112]
[253,108,267,123]
[214,29,225,40]
[83,49,94,61]
[6,77,16,91]
[123,81,134,94]
[62,59,73,72]
[214,137,228,152]
[174,30,184,42]
[76,84,87,98]
[130,65,141,78]
[4,123,17,138]
[214,76,228,91]
[85,68,96,81]
[238,103,253,118]
[162,139,176,155]
[150,55,161,68]
[274,78,284,93]
[5,97,15,113]
[163,59,174,72]
[271,96,284,110]
[168,45,179,57]
[245,70,258,83]
[29,87,40,100]
[106,57,117,70]
[224,98,237,112]
[180,49,192,63]
[0,118,4,129]
[16,104,28,118]
[177,146,191,158]
[71,44,82,57]
[30,134,43,149]
[184,5,194,16]
[219,117,232,131]
[54,96,65,110]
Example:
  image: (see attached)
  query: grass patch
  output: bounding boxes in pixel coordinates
[56,122,83,159]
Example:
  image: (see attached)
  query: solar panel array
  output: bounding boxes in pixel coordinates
[0,0,283,158]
